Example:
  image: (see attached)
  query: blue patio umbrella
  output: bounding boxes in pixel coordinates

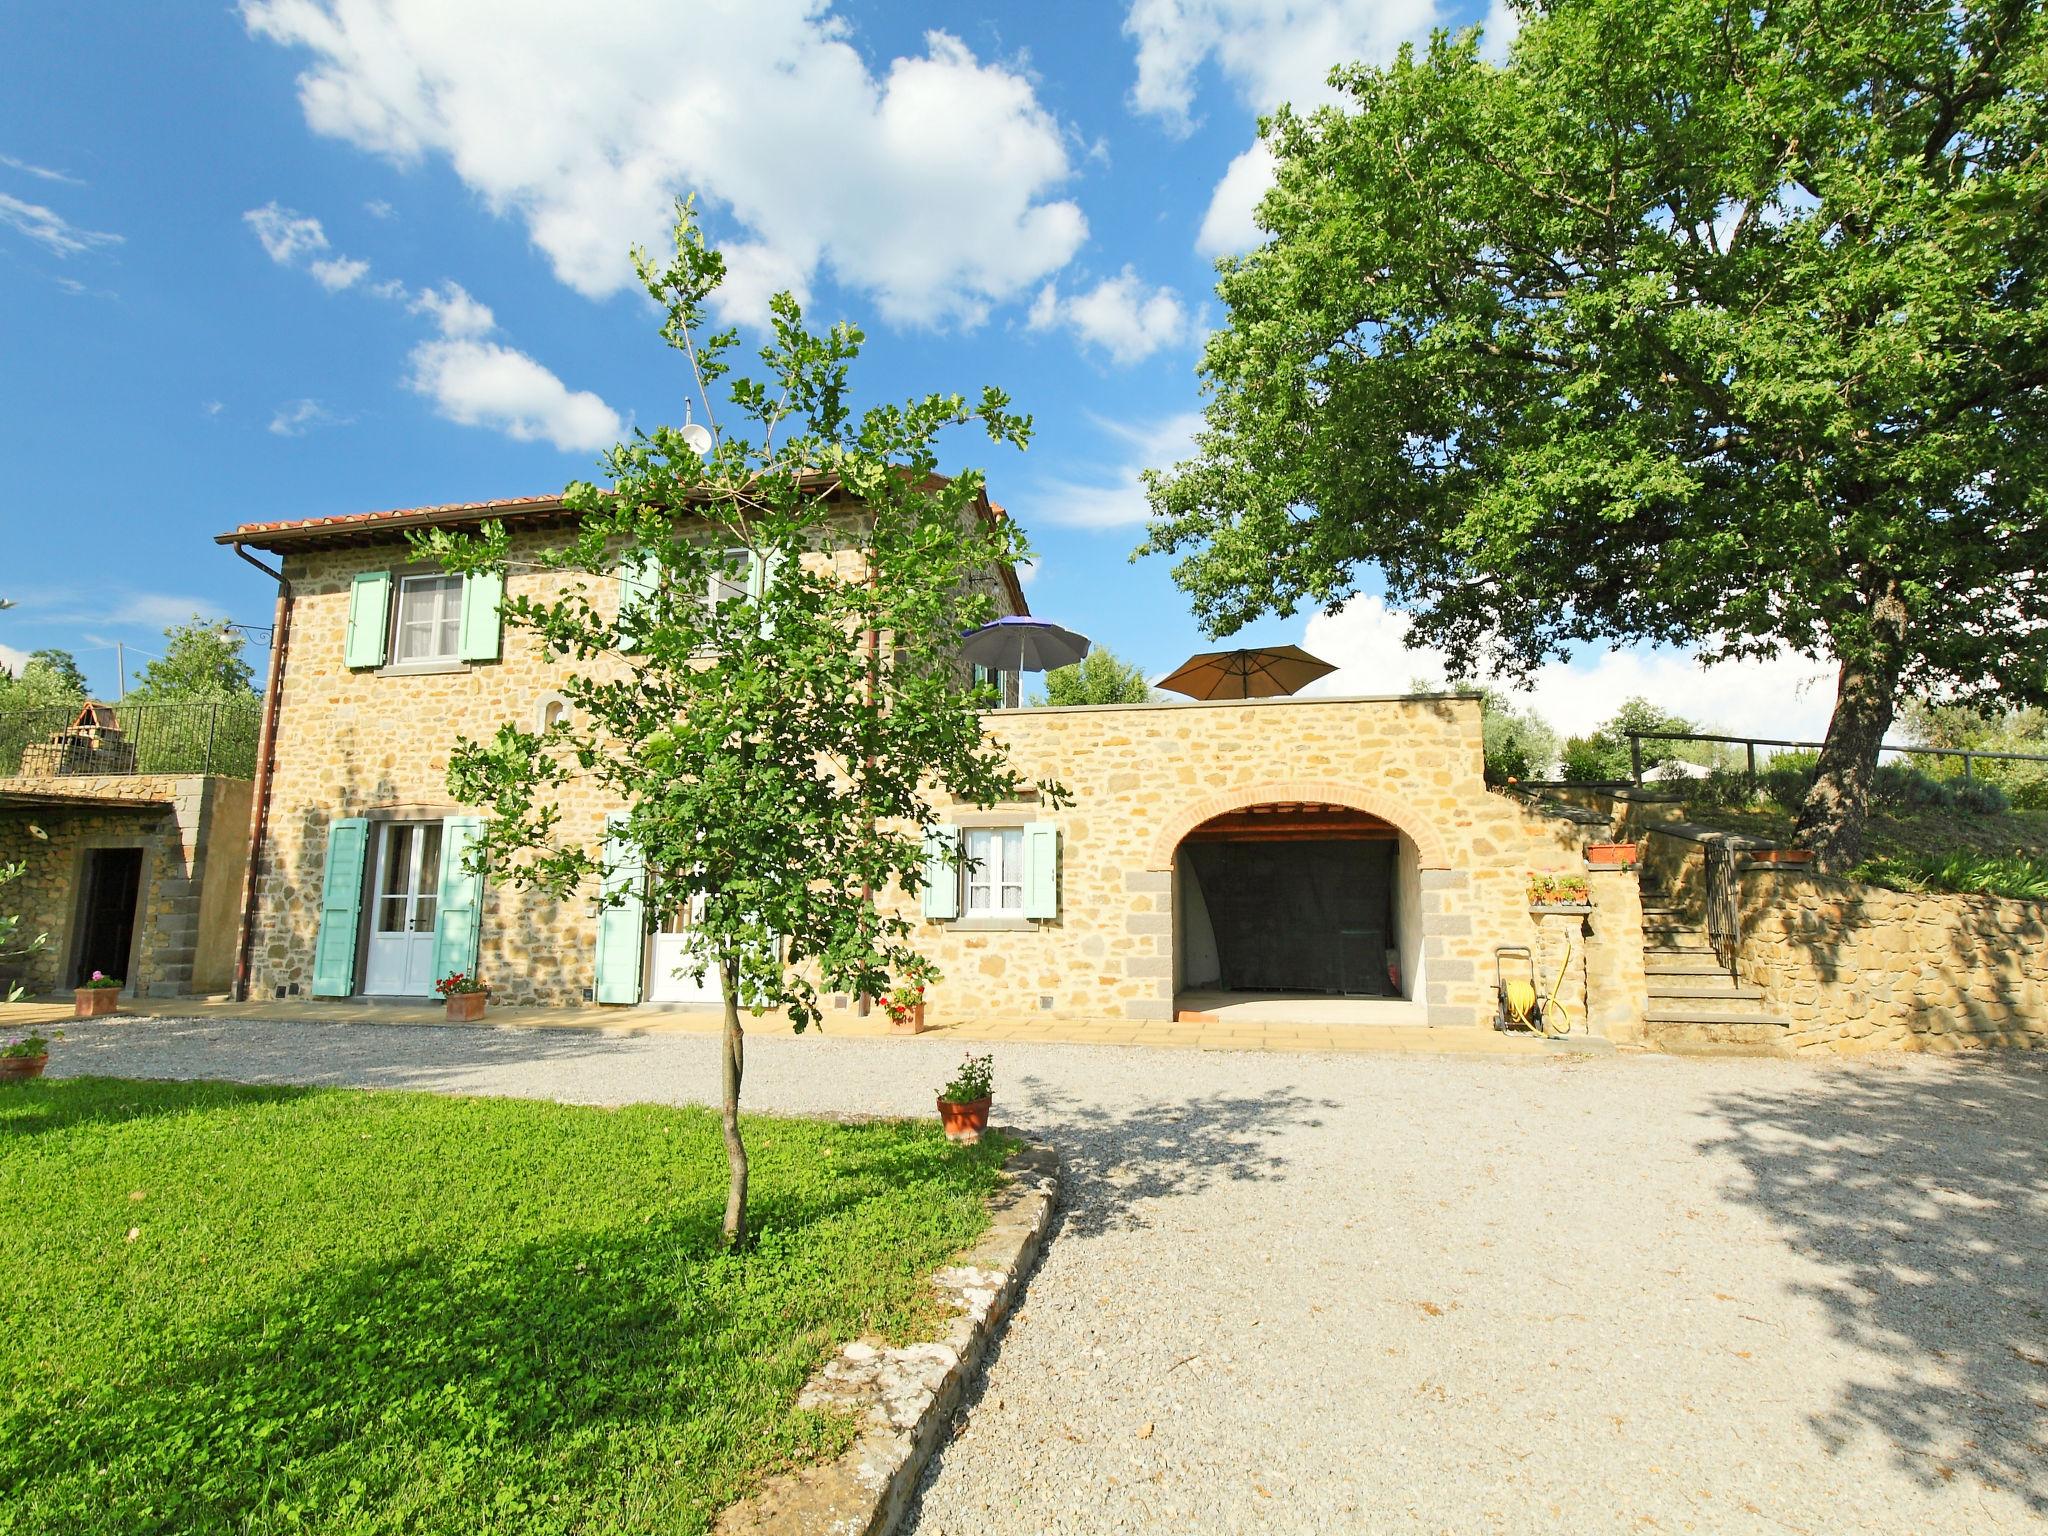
[958,616,1092,676]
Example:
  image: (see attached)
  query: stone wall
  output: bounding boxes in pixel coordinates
[0,774,250,997]
[1736,870,2048,1051]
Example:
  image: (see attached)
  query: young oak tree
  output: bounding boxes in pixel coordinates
[1143,0,2048,871]
[417,206,1062,1245]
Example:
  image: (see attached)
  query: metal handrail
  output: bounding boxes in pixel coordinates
[1625,729,2048,786]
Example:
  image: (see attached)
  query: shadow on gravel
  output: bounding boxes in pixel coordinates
[1700,1058,2048,1511]
[1005,1074,1337,1237]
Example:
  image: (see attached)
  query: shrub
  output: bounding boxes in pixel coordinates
[1948,779,2011,816]
[1852,851,2048,901]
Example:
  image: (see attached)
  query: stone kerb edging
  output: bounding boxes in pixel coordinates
[714,1134,1060,1536]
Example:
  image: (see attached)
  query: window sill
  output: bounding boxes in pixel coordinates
[375,660,471,678]
[947,916,1039,933]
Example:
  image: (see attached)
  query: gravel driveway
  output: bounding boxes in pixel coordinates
[46,1018,2048,1534]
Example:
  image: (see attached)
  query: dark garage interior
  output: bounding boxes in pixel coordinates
[1178,804,1400,997]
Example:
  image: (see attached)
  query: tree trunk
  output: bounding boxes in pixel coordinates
[719,954,748,1247]
[1794,630,1905,875]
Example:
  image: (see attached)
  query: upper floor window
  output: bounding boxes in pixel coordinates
[705,548,752,611]
[963,826,1026,916]
[393,574,463,664]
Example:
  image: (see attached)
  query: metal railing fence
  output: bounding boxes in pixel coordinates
[1625,729,2048,787]
[0,701,264,779]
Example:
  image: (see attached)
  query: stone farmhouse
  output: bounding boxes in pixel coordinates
[212,488,1633,1036]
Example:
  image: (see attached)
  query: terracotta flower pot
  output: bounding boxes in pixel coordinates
[0,1055,48,1081]
[444,992,487,1022]
[74,987,121,1018]
[1585,842,1643,868]
[890,1001,927,1035]
[937,1094,991,1145]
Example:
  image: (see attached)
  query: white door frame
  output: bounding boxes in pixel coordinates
[646,895,721,1006]
[362,820,443,996]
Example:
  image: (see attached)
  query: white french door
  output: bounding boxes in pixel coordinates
[363,821,444,996]
[647,897,721,1005]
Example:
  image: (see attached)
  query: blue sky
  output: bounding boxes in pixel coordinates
[0,0,1837,737]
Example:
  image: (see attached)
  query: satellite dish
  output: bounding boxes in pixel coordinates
[680,421,714,457]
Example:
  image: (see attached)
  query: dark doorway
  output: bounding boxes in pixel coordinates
[73,847,143,988]
[1182,837,1397,996]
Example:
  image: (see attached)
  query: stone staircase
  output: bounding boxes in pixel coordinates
[1639,904,1793,1055]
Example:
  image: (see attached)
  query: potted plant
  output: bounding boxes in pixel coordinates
[1585,841,1645,868]
[937,1052,994,1145]
[1,1027,60,1081]
[434,971,489,1022]
[881,983,926,1035]
[74,971,122,1018]
[1528,873,1591,907]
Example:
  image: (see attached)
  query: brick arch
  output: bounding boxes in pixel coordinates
[1144,780,1453,871]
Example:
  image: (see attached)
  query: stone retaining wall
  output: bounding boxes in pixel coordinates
[1736,870,2048,1051]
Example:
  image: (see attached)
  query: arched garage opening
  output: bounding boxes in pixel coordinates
[1174,801,1424,1009]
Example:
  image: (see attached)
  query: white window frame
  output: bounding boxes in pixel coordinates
[703,547,753,612]
[962,826,1026,917]
[391,572,464,665]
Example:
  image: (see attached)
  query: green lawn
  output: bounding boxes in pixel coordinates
[0,1077,1008,1535]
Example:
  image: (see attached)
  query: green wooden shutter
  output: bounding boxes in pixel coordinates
[1022,823,1060,919]
[431,816,486,984]
[311,817,369,997]
[458,570,503,662]
[345,572,391,669]
[921,824,959,920]
[616,553,656,651]
[593,813,646,1004]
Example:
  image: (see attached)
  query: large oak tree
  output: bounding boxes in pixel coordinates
[1145,0,2047,869]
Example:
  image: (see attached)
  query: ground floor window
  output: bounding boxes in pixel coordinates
[963,826,1026,915]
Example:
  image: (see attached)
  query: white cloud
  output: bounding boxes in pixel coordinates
[241,2,1090,327]
[309,254,370,290]
[1124,0,1443,133]
[0,191,121,256]
[409,279,495,337]
[1029,267,1189,364]
[364,198,396,218]
[244,201,333,265]
[1478,0,1521,61]
[1300,596,1838,741]
[1,152,84,185]
[269,398,349,437]
[407,338,622,452]
[712,241,813,329]
[203,400,225,417]
[1026,410,1204,528]
[1197,140,1276,255]
[1017,558,1041,587]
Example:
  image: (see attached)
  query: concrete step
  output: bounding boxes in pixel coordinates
[1648,978,1768,1001]
[1645,1004,1790,1028]
[1646,953,1732,976]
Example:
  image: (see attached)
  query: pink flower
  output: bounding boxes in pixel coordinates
[91,970,104,981]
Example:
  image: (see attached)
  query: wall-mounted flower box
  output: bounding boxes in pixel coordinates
[1585,842,1644,868]
[1748,847,1815,865]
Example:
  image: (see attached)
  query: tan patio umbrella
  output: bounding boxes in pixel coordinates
[1156,644,1337,700]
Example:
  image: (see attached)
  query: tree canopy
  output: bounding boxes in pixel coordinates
[125,618,259,703]
[1144,0,2048,869]
[0,649,88,712]
[1032,647,1152,706]
[420,204,1058,1244]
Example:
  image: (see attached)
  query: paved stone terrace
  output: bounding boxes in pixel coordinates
[25,1015,2047,1534]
